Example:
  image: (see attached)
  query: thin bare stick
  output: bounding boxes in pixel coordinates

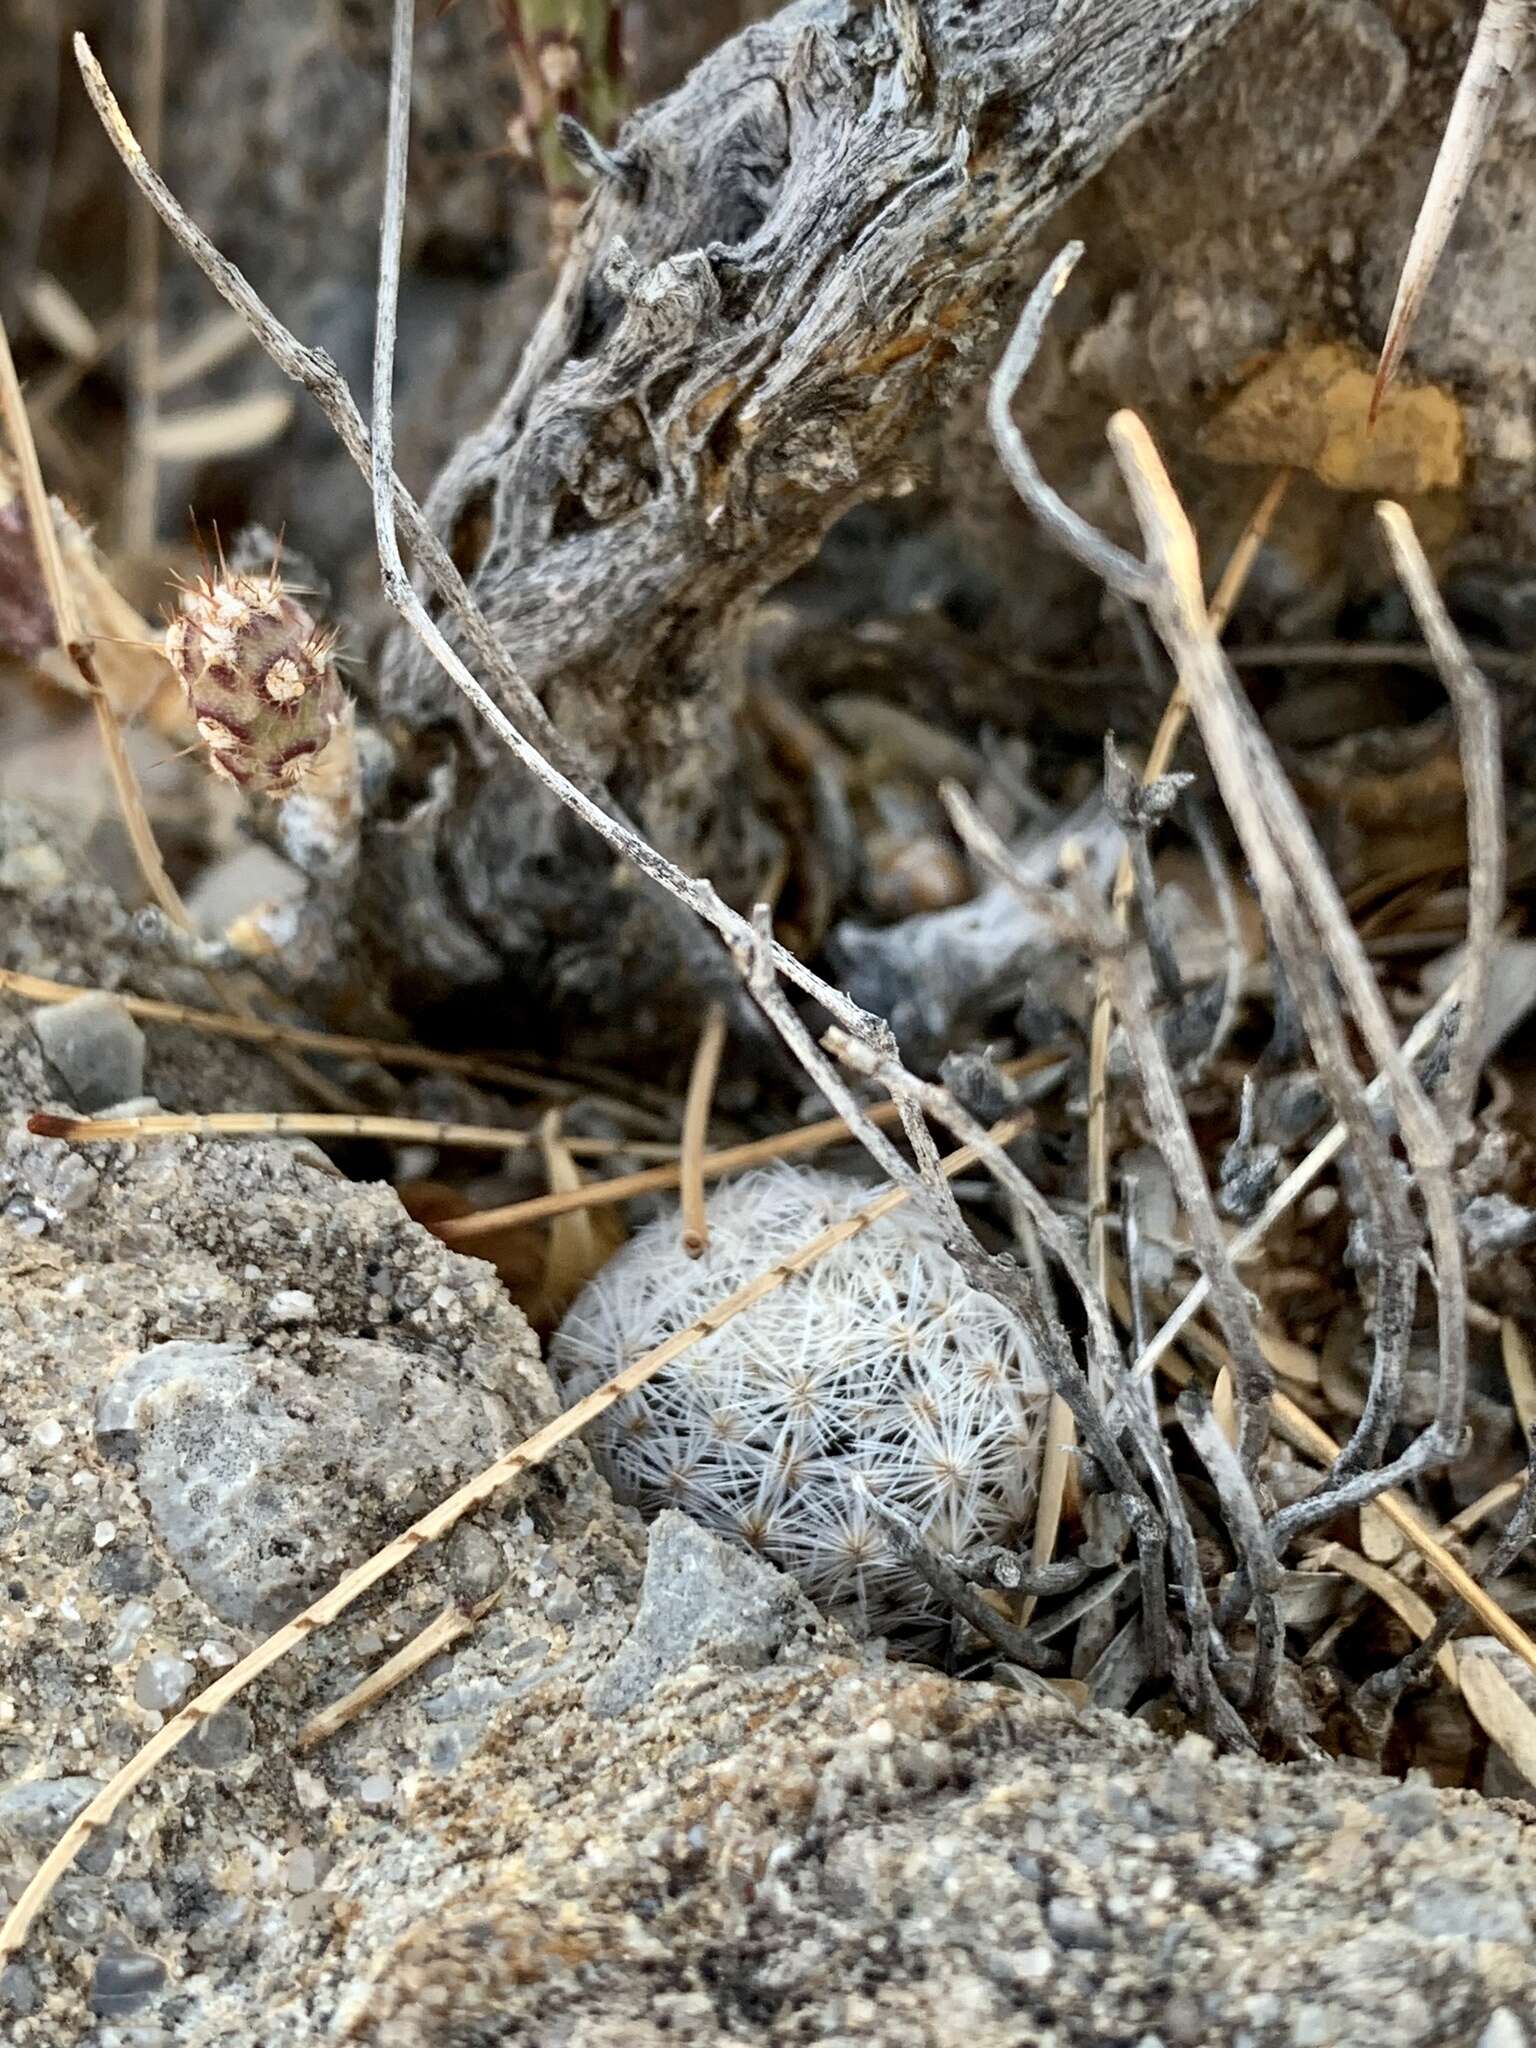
[1184,798,1246,1076]
[1376,501,1505,1136]
[1131,976,1463,1381]
[27,1107,676,1159]
[295,1596,498,1751]
[859,1488,1055,1673]
[121,0,165,554]
[1106,410,1469,1479]
[1101,736,1186,1009]
[949,795,1275,1473]
[0,1115,1023,1964]
[679,1002,727,1256]
[1371,0,1532,421]
[987,242,1152,602]
[0,314,181,921]
[1178,1389,1282,1725]
[0,964,670,1124]
[1045,466,1290,1586]
[1112,1228,1234,1739]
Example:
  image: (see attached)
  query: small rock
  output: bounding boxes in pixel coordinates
[585,1511,816,1720]
[89,1950,167,2018]
[445,1522,506,1604]
[1410,1884,1531,1947]
[184,1707,252,1771]
[96,1336,512,1629]
[0,1963,38,2016]
[266,1288,317,1324]
[32,993,146,1112]
[0,1774,101,1848]
[134,1652,196,1714]
[1479,2014,1529,2048]
[1046,1895,1109,1949]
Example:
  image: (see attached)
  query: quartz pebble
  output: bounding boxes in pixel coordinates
[133,1652,196,1714]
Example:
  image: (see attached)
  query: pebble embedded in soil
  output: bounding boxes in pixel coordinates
[31,994,146,1112]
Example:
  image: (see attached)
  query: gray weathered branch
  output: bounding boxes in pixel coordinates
[371,0,1259,1032]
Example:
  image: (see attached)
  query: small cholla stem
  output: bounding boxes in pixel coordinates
[163,559,354,807]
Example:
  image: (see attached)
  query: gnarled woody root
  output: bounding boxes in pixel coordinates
[364,0,1260,1031]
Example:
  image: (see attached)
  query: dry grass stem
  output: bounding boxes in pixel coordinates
[0,965,674,1129]
[27,1107,677,1159]
[679,1002,727,1255]
[295,1597,498,1751]
[437,1049,1065,1239]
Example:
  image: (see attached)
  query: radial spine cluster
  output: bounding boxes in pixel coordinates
[164,567,344,796]
[551,1165,1051,1632]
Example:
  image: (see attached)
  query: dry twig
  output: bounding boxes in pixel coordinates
[1371,0,1532,420]
[121,0,165,554]
[0,964,671,1126]
[1375,501,1505,1138]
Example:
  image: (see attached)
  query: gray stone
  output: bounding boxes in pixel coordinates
[584,1510,816,1719]
[0,1775,102,1849]
[1409,1884,1531,1948]
[133,1653,196,1714]
[183,1708,252,1772]
[0,1964,38,2016]
[89,1950,167,2018]
[96,1336,516,1630]
[1047,1895,1110,1949]
[31,994,145,1112]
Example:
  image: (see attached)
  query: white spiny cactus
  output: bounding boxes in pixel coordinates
[551,1165,1051,1633]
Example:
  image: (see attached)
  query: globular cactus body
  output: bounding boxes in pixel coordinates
[552,1165,1051,1634]
[164,569,343,796]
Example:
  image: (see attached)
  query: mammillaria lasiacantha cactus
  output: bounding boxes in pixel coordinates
[164,566,345,795]
[551,1166,1051,1633]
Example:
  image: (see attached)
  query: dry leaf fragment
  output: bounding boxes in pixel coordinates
[1309,1540,1459,1686]
[143,391,294,461]
[1459,1641,1536,1788]
[1201,344,1463,496]
[1502,1319,1536,1443]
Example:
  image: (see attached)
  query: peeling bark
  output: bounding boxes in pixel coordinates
[367,0,1259,1039]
